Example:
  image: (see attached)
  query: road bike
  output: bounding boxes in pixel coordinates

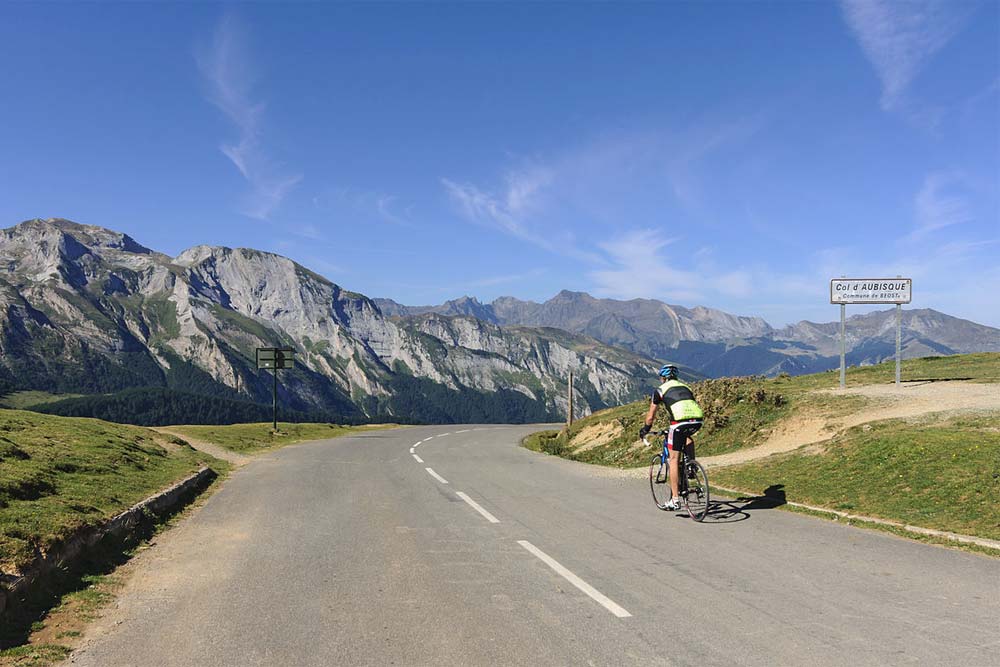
[644,424,710,522]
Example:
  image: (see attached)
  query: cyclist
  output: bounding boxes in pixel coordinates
[639,364,704,510]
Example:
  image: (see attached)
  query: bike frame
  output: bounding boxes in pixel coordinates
[659,437,688,498]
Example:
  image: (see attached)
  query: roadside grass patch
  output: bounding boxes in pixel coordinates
[522,430,567,456]
[712,414,1000,541]
[0,409,225,574]
[0,644,71,667]
[163,422,400,454]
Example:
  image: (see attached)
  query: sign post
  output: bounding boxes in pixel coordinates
[830,278,912,388]
[256,347,296,431]
[567,371,574,427]
[840,302,846,389]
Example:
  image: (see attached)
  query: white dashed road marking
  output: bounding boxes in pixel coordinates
[425,468,448,484]
[413,454,424,463]
[517,540,632,618]
[455,492,500,524]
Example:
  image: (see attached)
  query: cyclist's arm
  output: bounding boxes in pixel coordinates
[643,396,658,427]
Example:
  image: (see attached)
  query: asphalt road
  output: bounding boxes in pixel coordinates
[71,426,1000,666]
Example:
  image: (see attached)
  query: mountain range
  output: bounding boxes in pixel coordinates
[376,292,1000,377]
[2,219,997,426]
[0,219,659,424]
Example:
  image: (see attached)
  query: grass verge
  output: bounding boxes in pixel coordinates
[0,474,224,665]
[162,422,400,454]
[711,413,1000,541]
[0,409,227,574]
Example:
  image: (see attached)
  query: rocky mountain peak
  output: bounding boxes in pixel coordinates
[173,244,233,267]
[10,218,152,255]
[553,289,592,302]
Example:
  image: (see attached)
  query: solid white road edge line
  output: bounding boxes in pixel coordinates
[425,468,449,484]
[517,540,632,618]
[455,492,500,524]
[413,454,424,463]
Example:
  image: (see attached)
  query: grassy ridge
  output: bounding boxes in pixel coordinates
[0,410,226,574]
[782,352,1000,390]
[163,422,400,454]
[712,414,1000,540]
[524,375,793,466]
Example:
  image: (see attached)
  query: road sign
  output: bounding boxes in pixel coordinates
[256,347,297,430]
[256,347,296,370]
[830,278,911,304]
[830,277,911,388]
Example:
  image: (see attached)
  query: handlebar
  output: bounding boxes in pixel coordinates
[642,430,668,447]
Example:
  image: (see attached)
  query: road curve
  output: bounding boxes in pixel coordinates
[71,425,1000,666]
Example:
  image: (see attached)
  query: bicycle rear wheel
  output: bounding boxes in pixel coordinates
[682,460,710,522]
[649,454,672,510]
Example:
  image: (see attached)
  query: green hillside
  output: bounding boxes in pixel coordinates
[0,410,225,574]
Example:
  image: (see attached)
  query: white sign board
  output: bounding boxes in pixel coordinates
[830,278,911,304]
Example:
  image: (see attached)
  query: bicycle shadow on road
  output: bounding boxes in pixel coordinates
[695,484,787,524]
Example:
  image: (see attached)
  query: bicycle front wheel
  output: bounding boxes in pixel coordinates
[683,461,710,522]
[649,454,672,510]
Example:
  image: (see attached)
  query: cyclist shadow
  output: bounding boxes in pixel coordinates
[692,484,787,524]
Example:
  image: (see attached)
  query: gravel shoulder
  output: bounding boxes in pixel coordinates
[153,428,251,466]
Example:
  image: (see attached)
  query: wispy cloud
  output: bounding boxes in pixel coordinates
[911,171,974,239]
[589,229,755,303]
[442,117,763,265]
[441,176,601,263]
[197,15,301,220]
[465,268,546,288]
[840,0,971,111]
[317,187,414,227]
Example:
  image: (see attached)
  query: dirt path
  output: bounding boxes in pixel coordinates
[152,428,251,466]
[702,380,999,468]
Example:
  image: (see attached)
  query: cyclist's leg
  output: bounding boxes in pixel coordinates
[679,421,702,460]
[667,424,682,498]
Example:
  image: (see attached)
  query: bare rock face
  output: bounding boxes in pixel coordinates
[0,219,656,420]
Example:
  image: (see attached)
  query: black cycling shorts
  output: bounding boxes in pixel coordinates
[668,420,702,453]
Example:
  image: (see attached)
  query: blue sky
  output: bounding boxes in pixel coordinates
[2,1,997,327]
